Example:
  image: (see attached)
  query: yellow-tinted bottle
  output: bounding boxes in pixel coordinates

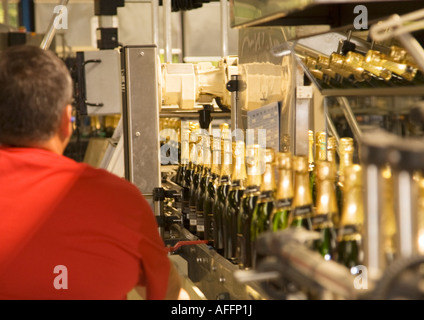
[289,155,314,230]
[337,164,364,269]
[313,160,338,260]
[270,152,293,231]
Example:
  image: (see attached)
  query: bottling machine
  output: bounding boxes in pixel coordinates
[53,0,424,299]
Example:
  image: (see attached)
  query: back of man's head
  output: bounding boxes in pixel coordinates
[0,45,73,147]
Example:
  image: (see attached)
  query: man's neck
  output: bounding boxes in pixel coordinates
[26,135,67,155]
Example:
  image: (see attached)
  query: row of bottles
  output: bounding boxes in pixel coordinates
[173,124,365,273]
[303,44,423,89]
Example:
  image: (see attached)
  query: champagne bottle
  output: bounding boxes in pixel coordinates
[237,144,262,270]
[337,164,364,269]
[251,148,276,267]
[313,131,327,206]
[313,160,338,260]
[195,134,211,240]
[223,141,247,262]
[365,49,417,81]
[181,123,197,230]
[212,124,232,255]
[189,123,202,235]
[204,135,221,247]
[337,137,354,219]
[289,155,314,230]
[270,152,293,231]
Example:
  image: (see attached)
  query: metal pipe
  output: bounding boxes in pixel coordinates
[363,163,384,281]
[393,170,418,258]
[40,0,69,50]
[163,0,172,63]
[151,0,159,46]
[220,0,229,57]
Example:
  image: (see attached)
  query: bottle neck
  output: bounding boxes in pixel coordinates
[293,171,313,207]
[275,169,293,200]
[315,179,338,215]
[339,151,353,182]
[308,139,314,169]
[340,185,364,227]
[211,149,221,175]
[232,155,247,182]
[260,163,276,192]
[220,151,232,178]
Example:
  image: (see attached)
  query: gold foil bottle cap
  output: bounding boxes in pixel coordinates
[317,55,330,69]
[340,137,354,153]
[344,164,362,189]
[327,136,336,150]
[316,131,327,144]
[330,53,346,68]
[276,152,292,170]
[293,155,308,173]
[316,160,336,181]
[308,130,314,142]
[233,141,245,158]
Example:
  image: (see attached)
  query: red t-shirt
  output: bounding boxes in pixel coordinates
[0,146,170,300]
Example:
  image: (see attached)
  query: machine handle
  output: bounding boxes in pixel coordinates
[76,53,104,115]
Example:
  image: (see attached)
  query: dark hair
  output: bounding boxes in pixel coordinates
[0,45,73,146]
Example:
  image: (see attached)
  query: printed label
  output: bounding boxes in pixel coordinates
[292,205,313,217]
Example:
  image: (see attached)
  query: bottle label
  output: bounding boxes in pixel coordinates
[259,190,273,200]
[292,205,314,218]
[196,211,204,232]
[339,224,358,237]
[312,214,333,228]
[245,186,259,193]
[189,206,197,226]
[220,176,230,183]
[275,198,292,208]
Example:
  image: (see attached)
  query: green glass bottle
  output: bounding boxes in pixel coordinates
[270,152,293,231]
[237,144,262,270]
[337,164,364,270]
[223,141,247,262]
[251,148,276,267]
[195,134,211,240]
[204,135,221,247]
[212,123,232,255]
[289,155,314,230]
[313,160,338,261]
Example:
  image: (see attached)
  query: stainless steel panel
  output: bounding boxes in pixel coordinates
[84,49,122,115]
[121,46,161,208]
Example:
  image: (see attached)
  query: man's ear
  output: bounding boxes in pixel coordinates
[60,104,73,141]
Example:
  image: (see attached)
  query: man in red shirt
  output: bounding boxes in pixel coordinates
[0,45,182,299]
